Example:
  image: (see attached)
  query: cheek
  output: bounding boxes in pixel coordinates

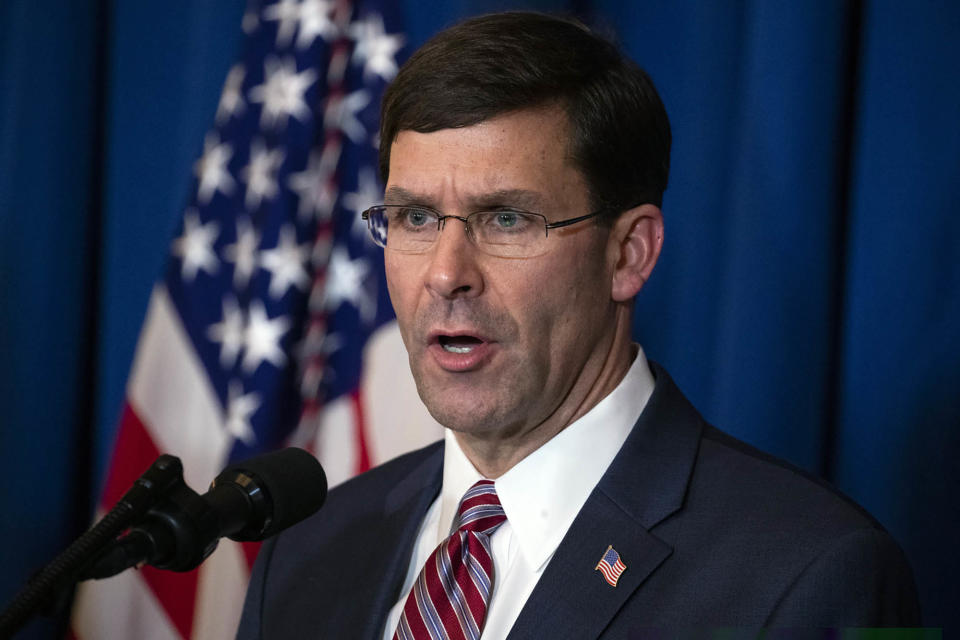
[544,251,612,337]
[385,256,415,306]
[384,266,401,310]
[509,265,585,342]
[384,258,420,341]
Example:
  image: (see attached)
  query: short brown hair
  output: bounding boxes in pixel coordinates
[379,11,671,215]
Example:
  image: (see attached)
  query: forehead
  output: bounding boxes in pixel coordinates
[385,107,589,213]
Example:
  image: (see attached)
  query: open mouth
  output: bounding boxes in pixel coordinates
[438,335,484,354]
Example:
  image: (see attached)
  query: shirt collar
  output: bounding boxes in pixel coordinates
[438,345,655,569]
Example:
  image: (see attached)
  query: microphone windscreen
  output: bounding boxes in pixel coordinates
[221,447,327,539]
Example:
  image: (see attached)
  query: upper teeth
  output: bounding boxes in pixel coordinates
[443,344,474,354]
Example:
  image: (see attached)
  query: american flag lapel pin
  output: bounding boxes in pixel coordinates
[595,544,627,587]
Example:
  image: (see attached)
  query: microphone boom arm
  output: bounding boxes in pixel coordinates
[0,447,326,638]
[0,455,186,637]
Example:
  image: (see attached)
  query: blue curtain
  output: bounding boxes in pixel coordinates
[1,1,956,637]
[1,3,103,639]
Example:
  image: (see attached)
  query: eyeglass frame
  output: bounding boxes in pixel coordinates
[360,204,610,255]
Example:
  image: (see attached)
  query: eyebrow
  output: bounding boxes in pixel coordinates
[383,186,545,212]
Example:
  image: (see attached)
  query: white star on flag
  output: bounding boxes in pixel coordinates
[193,132,236,204]
[242,300,290,373]
[207,296,246,369]
[260,224,311,298]
[297,0,337,49]
[349,13,404,81]
[216,64,247,125]
[172,209,220,282]
[242,6,259,34]
[261,0,301,48]
[242,139,285,210]
[323,246,374,321]
[341,167,382,238]
[324,88,370,143]
[248,56,317,130]
[224,380,261,446]
[223,217,261,289]
[298,323,343,361]
[288,141,341,221]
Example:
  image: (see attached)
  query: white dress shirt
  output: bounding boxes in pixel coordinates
[382,347,655,639]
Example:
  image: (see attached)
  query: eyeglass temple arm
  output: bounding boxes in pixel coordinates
[544,209,606,230]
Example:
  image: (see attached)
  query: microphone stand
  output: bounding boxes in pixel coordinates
[0,455,186,638]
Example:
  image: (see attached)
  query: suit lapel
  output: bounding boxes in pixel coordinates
[506,492,673,640]
[354,444,444,640]
[507,363,704,639]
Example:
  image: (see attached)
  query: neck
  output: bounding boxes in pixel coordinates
[454,306,637,478]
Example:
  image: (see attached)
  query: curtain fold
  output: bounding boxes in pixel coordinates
[0,3,103,638]
[835,0,960,622]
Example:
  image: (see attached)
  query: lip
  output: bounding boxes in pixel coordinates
[426,329,496,372]
[427,328,493,344]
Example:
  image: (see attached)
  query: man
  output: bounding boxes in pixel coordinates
[238,12,919,638]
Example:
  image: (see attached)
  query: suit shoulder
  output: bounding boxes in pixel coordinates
[265,439,442,550]
[327,439,444,501]
[640,423,919,625]
[238,441,444,638]
[692,425,884,540]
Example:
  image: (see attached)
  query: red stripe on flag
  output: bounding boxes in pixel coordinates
[101,403,162,508]
[241,540,262,570]
[351,389,371,474]
[139,564,199,639]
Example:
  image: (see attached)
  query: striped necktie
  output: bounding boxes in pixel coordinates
[393,479,507,640]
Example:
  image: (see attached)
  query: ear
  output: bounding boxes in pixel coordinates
[608,204,664,302]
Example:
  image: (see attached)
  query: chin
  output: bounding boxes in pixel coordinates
[424,401,491,433]
[411,359,531,434]
[419,389,506,434]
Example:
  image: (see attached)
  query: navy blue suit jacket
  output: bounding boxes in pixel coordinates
[237,364,920,638]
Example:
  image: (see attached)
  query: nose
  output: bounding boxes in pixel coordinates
[424,217,484,299]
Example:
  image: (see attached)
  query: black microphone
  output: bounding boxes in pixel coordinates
[82,448,326,578]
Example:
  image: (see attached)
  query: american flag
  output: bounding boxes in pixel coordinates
[595,545,627,588]
[70,1,441,637]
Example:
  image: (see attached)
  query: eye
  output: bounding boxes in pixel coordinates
[480,210,534,234]
[494,212,520,228]
[404,208,430,226]
[389,206,435,230]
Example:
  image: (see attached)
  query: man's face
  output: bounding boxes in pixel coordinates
[384,107,621,443]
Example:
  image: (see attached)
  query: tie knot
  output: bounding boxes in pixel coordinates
[454,479,507,535]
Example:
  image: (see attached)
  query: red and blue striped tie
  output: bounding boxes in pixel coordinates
[393,479,507,640]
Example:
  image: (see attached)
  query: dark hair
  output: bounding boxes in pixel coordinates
[379,11,671,216]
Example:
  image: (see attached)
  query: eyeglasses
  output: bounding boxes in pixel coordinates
[361,205,606,258]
